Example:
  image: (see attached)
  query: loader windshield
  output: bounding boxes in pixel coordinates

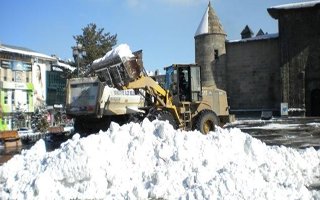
[165,64,202,102]
[165,65,177,95]
[165,65,174,90]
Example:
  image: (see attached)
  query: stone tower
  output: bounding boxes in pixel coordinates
[194,2,227,88]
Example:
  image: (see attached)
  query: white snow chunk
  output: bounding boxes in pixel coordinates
[1,119,320,199]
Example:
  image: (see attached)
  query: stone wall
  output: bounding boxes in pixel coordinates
[277,8,320,116]
[225,38,281,112]
[195,33,226,88]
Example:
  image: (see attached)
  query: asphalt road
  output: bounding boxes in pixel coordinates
[224,117,320,150]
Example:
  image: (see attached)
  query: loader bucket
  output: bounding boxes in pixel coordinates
[91,50,143,89]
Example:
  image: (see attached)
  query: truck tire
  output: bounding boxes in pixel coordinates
[147,110,178,129]
[74,117,111,136]
[74,118,85,135]
[194,110,219,134]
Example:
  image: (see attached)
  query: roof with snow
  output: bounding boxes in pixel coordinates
[0,43,55,61]
[268,0,320,19]
[228,33,279,43]
[241,25,254,39]
[256,29,265,37]
[53,61,76,72]
[194,2,225,37]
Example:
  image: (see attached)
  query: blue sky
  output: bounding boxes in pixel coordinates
[0,0,301,72]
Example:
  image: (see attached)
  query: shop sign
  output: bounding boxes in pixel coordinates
[0,81,31,90]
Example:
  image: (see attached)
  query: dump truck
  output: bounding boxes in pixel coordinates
[66,76,145,134]
[66,44,232,134]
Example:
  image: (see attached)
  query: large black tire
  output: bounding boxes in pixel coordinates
[127,113,145,124]
[74,116,111,136]
[74,117,85,135]
[194,110,219,134]
[147,109,178,129]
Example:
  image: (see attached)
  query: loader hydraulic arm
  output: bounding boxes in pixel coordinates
[88,47,182,126]
[123,75,170,107]
[122,75,182,126]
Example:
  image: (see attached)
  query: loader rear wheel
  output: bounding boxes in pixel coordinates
[147,110,178,129]
[194,110,219,134]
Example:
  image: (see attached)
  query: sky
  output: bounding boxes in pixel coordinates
[0,0,306,72]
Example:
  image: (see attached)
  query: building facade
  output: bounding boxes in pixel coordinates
[268,2,320,116]
[0,44,73,130]
[195,1,320,117]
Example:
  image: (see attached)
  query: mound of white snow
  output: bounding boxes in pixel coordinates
[1,119,320,199]
[92,43,134,66]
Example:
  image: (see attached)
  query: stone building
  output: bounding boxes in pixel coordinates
[195,1,320,117]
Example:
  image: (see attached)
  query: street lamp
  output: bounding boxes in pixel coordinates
[72,43,86,77]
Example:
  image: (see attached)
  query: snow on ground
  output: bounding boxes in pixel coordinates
[1,119,320,199]
[241,123,302,130]
[307,122,320,128]
[225,118,281,126]
[227,118,320,130]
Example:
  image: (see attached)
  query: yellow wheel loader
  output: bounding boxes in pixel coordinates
[66,47,232,134]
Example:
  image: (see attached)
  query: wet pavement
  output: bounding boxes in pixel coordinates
[224,117,320,150]
[1,117,320,166]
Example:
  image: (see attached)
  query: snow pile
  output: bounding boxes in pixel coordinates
[1,119,320,199]
[92,43,134,66]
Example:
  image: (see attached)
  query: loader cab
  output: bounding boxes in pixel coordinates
[165,64,202,102]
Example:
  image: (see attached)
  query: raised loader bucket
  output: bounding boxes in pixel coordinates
[90,50,143,89]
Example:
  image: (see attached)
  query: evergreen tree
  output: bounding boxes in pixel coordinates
[31,104,49,133]
[73,23,117,77]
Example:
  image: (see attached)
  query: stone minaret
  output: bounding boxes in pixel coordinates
[194,2,227,88]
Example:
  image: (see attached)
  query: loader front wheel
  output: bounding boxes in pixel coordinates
[147,110,178,129]
[194,110,219,134]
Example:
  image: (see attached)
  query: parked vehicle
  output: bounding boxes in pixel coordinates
[17,127,34,138]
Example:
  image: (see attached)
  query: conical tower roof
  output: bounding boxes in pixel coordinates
[241,25,254,39]
[195,2,226,37]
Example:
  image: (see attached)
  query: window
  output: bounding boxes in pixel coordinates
[26,93,29,104]
[4,93,8,104]
[3,76,7,81]
[1,61,10,69]
[178,67,191,101]
[12,92,15,104]
[214,49,219,60]
[190,66,201,102]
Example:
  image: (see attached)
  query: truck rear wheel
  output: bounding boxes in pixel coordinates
[194,110,219,134]
[74,118,85,135]
[74,117,111,136]
[147,110,178,129]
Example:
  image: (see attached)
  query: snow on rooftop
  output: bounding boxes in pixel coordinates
[55,61,76,72]
[1,119,320,199]
[195,6,209,36]
[0,45,55,61]
[228,33,279,43]
[270,0,320,10]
